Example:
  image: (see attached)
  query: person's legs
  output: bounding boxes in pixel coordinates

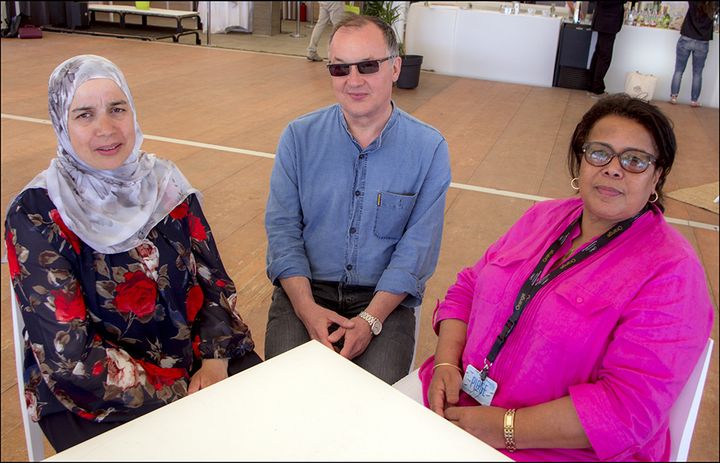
[39,411,125,452]
[351,304,415,385]
[228,350,263,375]
[335,285,414,384]
[327,2,346,27]
[671,36,691,99]
[588,32,617,94]
[264,286,312,359]
[307,3,330,56]
[689,39,709,103]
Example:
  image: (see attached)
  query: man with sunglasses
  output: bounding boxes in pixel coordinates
[264,15,451,384]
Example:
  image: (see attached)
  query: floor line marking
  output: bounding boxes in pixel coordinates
[3,113,717,232]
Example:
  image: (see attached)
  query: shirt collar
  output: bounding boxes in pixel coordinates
[337,101,399,153]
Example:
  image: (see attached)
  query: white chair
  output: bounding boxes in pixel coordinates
[668,338,714,462]
[10,282,45,461]
[394,338,714,462]
[409,305,422,373]
[393,368,423,404]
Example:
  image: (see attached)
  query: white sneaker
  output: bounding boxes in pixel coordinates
[306,52,323,62]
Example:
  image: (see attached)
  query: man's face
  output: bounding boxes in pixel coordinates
[328,23,400,124]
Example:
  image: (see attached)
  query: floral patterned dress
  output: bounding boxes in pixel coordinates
[5,189,255,423]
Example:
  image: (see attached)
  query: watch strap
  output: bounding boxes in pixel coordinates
[358,311,381,335]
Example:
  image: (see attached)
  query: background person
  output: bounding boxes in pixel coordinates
[413,94,713,461]
[5,55,261,452]
[669,1,717,107]
[265,15,451,384]
[587,0,625,96]
[306,1,346,62]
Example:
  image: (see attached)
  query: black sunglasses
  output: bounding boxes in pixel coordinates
[582,142,657,174]
[327,56,395,77]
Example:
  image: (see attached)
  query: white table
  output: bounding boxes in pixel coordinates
[44,341,511,461]
[87,3,202,44]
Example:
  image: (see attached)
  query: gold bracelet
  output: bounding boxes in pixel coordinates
[432,362,463,373]
[503,408,517,452]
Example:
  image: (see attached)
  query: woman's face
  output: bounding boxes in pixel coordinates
[579,115,662,229]
[67,78,136,170]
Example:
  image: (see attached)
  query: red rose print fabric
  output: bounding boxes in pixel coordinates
[5,191,254,423]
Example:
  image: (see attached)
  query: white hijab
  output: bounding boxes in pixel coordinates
[22,54,199,254]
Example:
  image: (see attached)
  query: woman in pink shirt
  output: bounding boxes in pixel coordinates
[415,94,713,461]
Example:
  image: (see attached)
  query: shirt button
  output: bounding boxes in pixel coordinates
[576,297,584,304]
[346,264,353,271]
[349,227,356,234]
[354,190,361,196]
[359,154,365,159]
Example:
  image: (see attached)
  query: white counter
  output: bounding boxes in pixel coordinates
[405,3,563,87]
[405,3,720,108]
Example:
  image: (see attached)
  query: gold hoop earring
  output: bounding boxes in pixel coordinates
[570,177,580,191]
[649,191,659,203]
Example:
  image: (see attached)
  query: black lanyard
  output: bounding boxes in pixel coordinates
[479,206,649,380]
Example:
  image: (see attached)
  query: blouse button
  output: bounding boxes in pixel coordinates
[576,297,584,304]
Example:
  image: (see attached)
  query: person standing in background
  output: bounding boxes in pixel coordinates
[587,0,625,96]
[306,1,346,62]
[670,1,717,107]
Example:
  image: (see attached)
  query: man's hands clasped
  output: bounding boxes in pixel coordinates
[295,301,372,359]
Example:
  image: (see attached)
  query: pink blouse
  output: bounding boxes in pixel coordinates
[419,197,713,461]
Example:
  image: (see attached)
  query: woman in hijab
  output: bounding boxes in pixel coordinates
[5,55,261,452]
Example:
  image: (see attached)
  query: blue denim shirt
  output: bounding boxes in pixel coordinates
[265,103,451,307]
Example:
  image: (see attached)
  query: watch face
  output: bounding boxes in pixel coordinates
[371,320,382,335]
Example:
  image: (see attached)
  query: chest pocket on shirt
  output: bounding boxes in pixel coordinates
[476,254,526,304]
[373,191,417,240]
[533,280,614,345]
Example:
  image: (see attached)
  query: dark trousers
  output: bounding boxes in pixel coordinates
[264,281,416,385]
[588,31,617,94]
[39,350,262,452]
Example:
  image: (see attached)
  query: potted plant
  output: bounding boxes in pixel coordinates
[362,1,423,89]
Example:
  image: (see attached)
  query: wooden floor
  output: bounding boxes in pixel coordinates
[1,33,718,461]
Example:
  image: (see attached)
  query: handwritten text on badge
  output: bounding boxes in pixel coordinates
[461,364,497,406]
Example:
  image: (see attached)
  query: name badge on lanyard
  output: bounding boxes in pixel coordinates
[461,364,497,406]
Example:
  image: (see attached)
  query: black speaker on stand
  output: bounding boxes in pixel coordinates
[65,2,90,30]
[553,22,594,90]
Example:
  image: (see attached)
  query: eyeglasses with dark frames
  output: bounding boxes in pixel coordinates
[326,56,395,77]
[582,142,657,174]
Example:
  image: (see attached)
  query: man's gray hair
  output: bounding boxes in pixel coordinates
[329,15,399,57]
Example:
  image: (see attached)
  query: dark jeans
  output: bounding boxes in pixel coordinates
[588,31,617,94]
[39,350,262,452]
[264,281,416,385]
[670,35,710,102]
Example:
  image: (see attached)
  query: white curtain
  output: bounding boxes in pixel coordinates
[197,1,252,33]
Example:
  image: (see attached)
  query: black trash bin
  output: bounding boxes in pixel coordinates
[397,54,423,89]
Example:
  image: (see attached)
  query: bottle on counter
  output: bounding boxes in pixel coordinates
[573,0,581,23]
[550,2,556,17]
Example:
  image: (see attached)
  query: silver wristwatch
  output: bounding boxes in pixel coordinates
[358,311,382,336]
